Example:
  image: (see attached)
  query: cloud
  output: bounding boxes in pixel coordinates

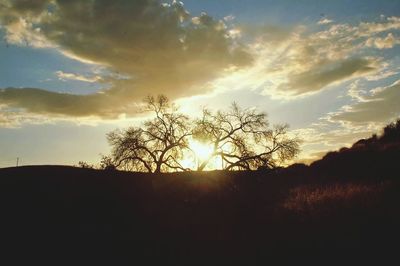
[332,79,400,123]
[0,0,252,118]
[358,16,400,36]
[365,33,399,49]
[365,69,398,81]
[276,57,378,95]
[0,0,53,47]
[214,21,383,98]
[0,86,148,118]
[317,18,333,25]
[1,1,400,121]
[224,16,400,99]
[347,80,368,102]
[0,88,105,117]
[55,71,102,83]
[1,17,53,48]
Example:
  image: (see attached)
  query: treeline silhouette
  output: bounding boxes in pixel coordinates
[0,119,399,264]
[105,95,300,173]
[310,119,400,179]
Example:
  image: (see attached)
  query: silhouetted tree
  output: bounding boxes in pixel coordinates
[77,161,95,169]
[352,118,400,150]
[99,155,116,171]
[107,95,191,173]
[193,103,301,171]
[381,119,400,143]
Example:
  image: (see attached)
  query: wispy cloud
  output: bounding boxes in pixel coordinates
[317,18,334,25]
[207,15,400,101]
[332,79,400,124]
[55,71,102,83]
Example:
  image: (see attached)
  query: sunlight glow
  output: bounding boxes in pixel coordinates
[179,139,219,171]
[179,139,234,171]
[189,140,214,161]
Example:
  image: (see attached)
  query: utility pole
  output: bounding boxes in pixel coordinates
[16,157,19,167]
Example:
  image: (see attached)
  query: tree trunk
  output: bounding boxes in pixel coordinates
[198,158,211,171]
[198,149,218,171]
[155,163,161,174]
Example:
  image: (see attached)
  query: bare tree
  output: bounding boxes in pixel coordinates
[99,155,116,171]
[107,95,192,173]
[193,103,301,171]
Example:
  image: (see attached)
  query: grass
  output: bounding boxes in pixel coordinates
[282,181,388,214]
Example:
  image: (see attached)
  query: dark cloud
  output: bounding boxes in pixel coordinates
[0,0,252,117]
[0,87,133,117]
[278,57,377,95]
[1,0,50,15]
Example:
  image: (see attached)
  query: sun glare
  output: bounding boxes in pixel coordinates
[179,139,235,171]
[189,140,214,161]
[179,139,218,170]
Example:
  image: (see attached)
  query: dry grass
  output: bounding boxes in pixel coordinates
[282,181,388,214]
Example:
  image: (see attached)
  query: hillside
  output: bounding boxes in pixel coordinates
[310,119,400,178]
[0,121,399,264]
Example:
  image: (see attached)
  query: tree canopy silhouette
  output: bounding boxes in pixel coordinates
[193,103,301,170]
[381,119,400,143]
[107,95,301,173]
[107,95,191,173]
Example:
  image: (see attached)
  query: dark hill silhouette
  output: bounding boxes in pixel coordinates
[310,119,400,179]
[0,120,400,264]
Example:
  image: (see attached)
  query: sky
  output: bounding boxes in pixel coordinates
[1,0,400,167]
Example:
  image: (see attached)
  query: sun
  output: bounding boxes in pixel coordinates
[179,139,215,170]
[189,140,214,161]
[180,139,234,170]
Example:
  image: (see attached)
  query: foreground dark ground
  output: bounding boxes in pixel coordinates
[0,165,399,264]
[1,122,400,264]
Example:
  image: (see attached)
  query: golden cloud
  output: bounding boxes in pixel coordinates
[1,1,400,122]
[0,0,252,117]
[219,16,400,99]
